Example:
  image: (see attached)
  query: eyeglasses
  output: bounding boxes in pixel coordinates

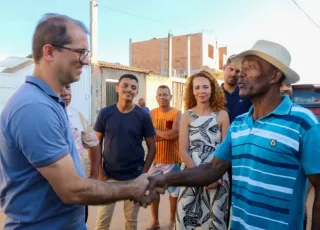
[52,45,90,62]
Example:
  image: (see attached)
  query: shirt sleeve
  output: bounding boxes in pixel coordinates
[11,104,69,168]
[300,124,320,175]
[142,112,156,138]
[94,109,106,133]
[213,128,232,162]
[79,112,99,148]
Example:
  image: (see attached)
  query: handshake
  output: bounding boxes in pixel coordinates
[128,171,168,207]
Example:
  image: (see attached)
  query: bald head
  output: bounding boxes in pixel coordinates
[32,13,88,63]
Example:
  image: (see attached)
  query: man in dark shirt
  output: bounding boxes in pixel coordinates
[94,74,156,230]
[280,83,293,98]
[222,55,252,123]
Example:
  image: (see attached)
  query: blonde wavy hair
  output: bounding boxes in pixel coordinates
[184,70,226,111]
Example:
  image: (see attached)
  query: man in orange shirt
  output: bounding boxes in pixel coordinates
[147,85,182,230]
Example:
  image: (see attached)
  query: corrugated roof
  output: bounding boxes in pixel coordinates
[98,61,156,74]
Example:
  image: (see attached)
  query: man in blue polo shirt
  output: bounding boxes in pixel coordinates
[0,14,160,230]
[147,40,320,230]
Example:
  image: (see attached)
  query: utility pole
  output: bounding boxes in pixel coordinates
[90,0,101,125]
[168,33,172,77]
[186,34,191,77]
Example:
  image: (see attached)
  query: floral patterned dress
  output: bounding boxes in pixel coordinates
[176,110,229,230]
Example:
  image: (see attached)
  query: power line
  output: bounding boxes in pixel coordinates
[99,5,215,34]
[289,0,320,30]
[99,5,190,31]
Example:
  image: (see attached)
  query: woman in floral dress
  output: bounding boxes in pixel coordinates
[176,71,230,230]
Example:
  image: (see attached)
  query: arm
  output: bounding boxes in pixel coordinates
[299,123,320,230]
[149,127,233,189]
[179,112,196,168]
[308,175,320,230]
[142,137,156,173]
[205,110,230,189]
[155,135,164,142]
[149,157,230,188]
[80,114,102,179]
[93,111,108,181]
[142,113,157,173]
[38,154,146,205]
[155,111,182,140]
[88,145,101,179]
[95,132,107,181]
[217,110,230,141]
[12,105,152,205]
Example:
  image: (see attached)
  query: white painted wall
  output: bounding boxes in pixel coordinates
[70,66,91,122]
[0,74,25,113]
[0,64,92,122]
[201,34,219,70]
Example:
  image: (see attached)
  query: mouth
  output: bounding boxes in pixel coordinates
[76,68,82,75]
[238,83,244,88]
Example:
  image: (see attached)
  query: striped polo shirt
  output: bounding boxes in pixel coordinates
[150,107,181,164]
[214,96,320,230]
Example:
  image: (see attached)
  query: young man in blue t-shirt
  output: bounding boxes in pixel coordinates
[94,74,156,230]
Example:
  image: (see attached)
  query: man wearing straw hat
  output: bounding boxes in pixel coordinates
[147,40,320,230]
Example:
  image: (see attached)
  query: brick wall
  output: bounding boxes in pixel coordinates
[132,33,202,74]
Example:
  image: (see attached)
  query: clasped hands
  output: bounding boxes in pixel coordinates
[130,171,167,207]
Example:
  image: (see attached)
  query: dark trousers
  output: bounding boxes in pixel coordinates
[85,205,88,223]
[227,167,232,228]
[304,213,307,230]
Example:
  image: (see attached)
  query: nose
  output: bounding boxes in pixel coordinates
[239,68,246,78]
[81,56,90,66]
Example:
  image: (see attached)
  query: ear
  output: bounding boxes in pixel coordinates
[270,70,283,84]
[223,64,227,71]
[115,84,119,92]
[42,44,56,61]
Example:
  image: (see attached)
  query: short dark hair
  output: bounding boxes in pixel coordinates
[226,54,236,65]
[157,85,171,95]
[32,13,89,63]
[269,63,286,84]
[280,73,286,84]
[118,74,139,84]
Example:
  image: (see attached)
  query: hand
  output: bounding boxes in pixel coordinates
[205,181,222,190]
[147,171,168,193]
[129,173,163,208]
[155,135,163,142]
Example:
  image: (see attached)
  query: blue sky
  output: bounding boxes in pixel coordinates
[0,0,319,83]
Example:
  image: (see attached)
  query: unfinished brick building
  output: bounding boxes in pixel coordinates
[129,32,227,77]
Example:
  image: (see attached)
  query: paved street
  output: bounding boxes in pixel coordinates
[0,188,315,229]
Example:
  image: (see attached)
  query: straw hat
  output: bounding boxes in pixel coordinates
[231,40,300,84]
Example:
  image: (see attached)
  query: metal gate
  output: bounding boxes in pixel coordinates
[106,82,118,106]
[171,77,186,112]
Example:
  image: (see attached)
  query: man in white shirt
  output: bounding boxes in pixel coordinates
[61,84,101,223]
